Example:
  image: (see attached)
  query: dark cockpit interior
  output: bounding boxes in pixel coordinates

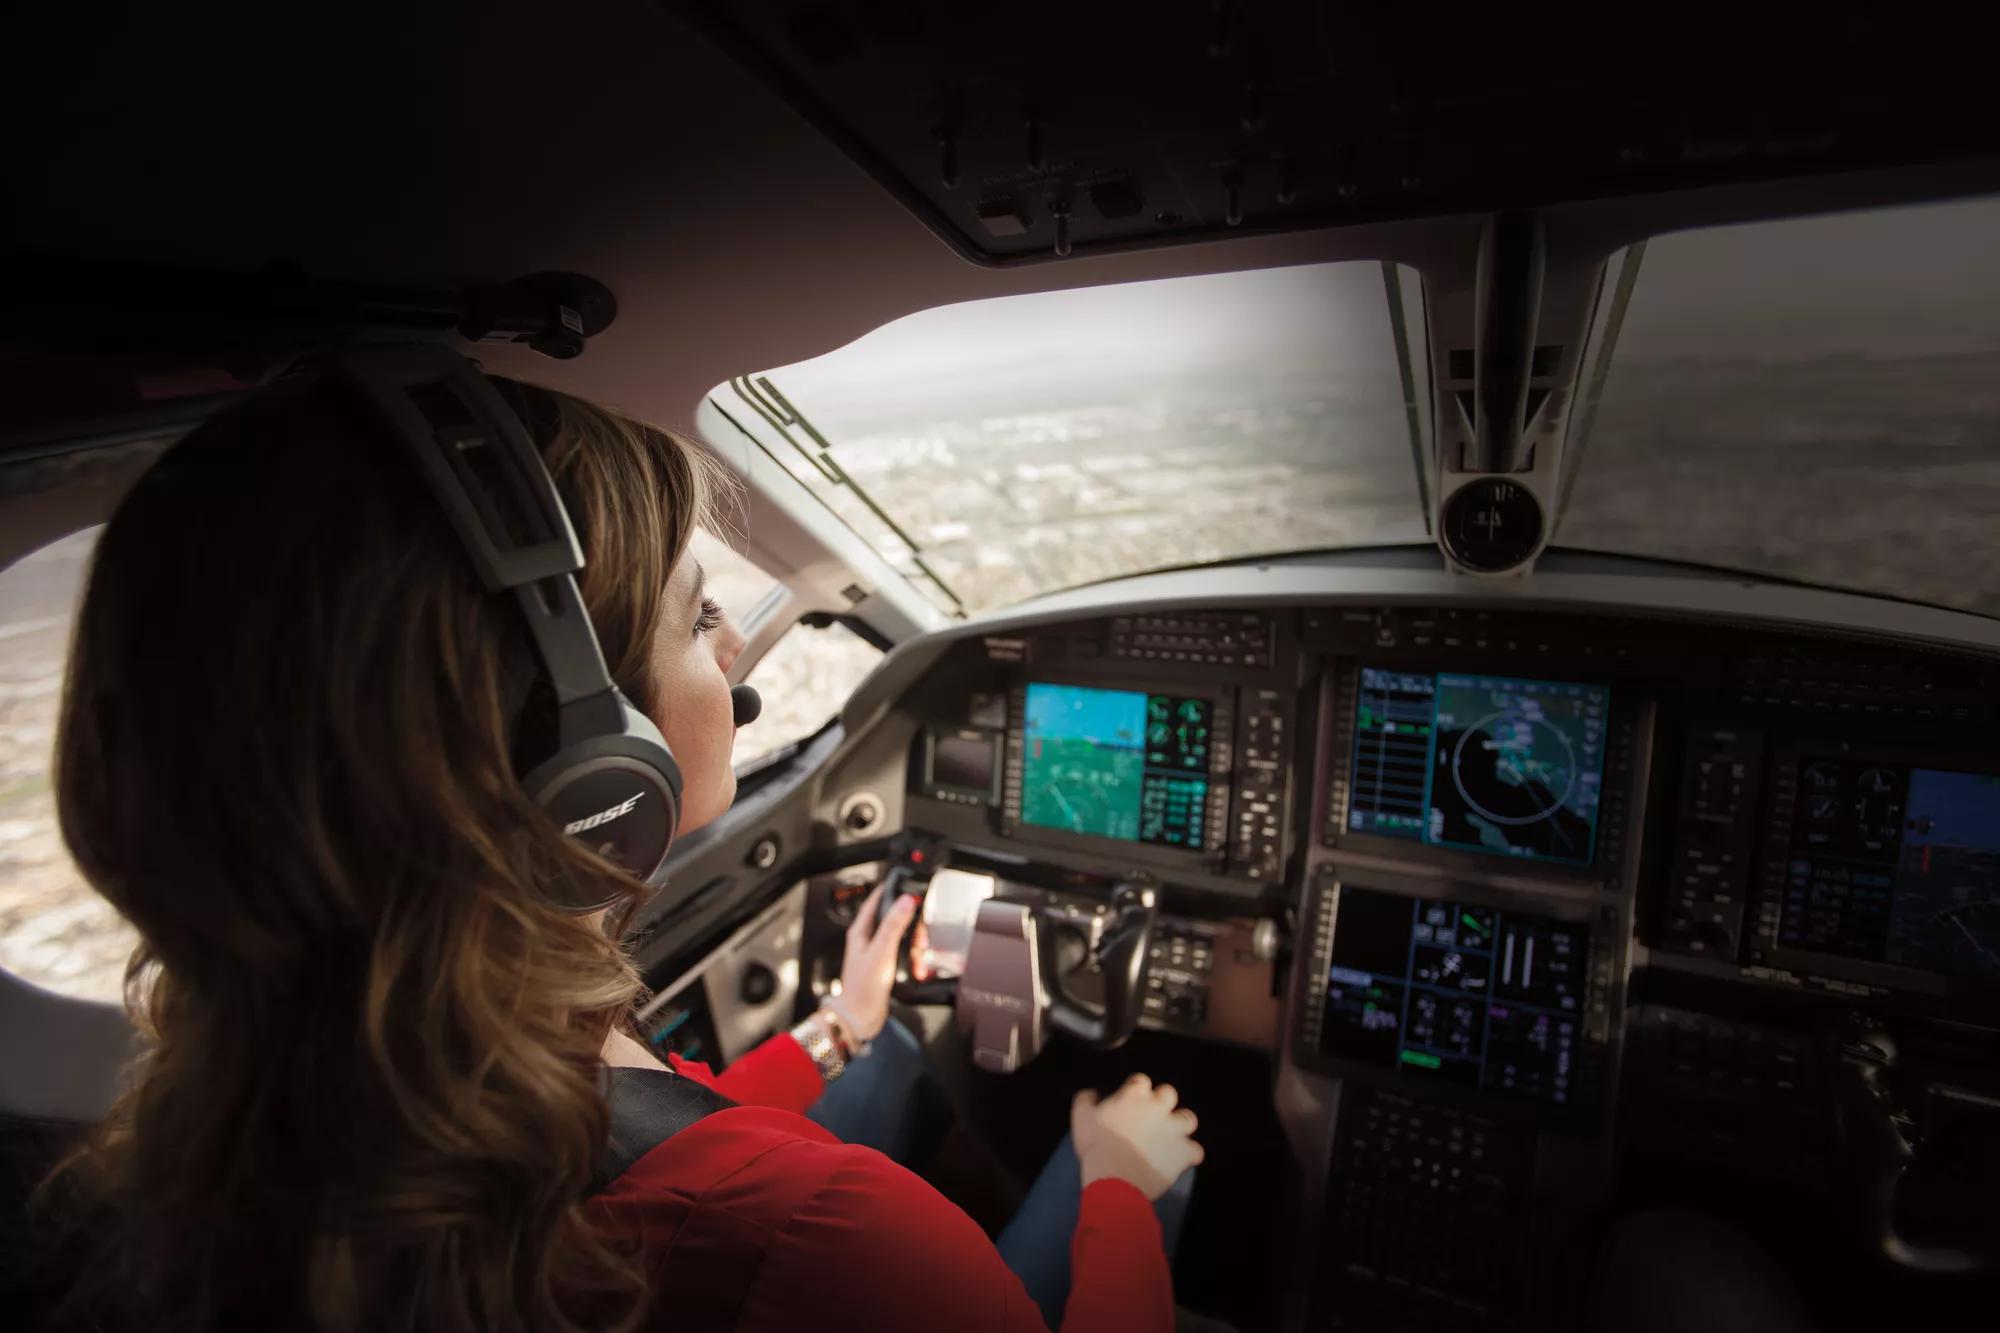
[5,4,2000,1330]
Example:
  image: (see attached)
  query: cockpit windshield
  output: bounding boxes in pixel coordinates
[716,196,2000,618]
[1561,195,2000,618]
[713,261,1428,615]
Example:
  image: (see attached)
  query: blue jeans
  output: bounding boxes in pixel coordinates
[807,1018,1194,1327]
[993,1132,1196,1328]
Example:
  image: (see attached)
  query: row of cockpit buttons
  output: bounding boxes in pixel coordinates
[1109,613,1274,668]
[1143,920,1217,1028]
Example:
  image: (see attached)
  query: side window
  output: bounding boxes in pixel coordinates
[680,529,884,767]
[738,619,884,766]
[0,525,140,1003]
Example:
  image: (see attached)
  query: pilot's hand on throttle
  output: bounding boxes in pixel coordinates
[827,883,918,1042]
[1071,1073,1205,1201]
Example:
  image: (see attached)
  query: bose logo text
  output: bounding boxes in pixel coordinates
[564,794,643,836]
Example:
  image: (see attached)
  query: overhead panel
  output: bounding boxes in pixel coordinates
[674,1,2000,266]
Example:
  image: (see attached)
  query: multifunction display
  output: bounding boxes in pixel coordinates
[1020,682,1213,849]
[1349,670,1610,866]
[1782,760,2000,978]
[1321,888,1589,1108]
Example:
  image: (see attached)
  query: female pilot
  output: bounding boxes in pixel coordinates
[37,368,1202,1332]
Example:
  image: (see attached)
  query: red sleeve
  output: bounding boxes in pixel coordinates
[592,1109,1175,1333]
[666,1033,824,1114]
[1060,1179,1175,1332]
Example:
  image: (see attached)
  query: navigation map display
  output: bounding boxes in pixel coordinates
[1782,760,2000,978]
[1020,682,1213,850]
[1349,670,1610,865]
[1320,888,1590,1108]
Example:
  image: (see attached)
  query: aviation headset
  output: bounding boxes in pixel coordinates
[319,343,758,910]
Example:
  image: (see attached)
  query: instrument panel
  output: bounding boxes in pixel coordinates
[894,601,2000,1041]
[878,597,2000,1322]
[857,596,2000,1330]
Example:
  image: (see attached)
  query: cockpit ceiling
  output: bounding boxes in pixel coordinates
[8,2,2000,456]
[680,1,2000,265]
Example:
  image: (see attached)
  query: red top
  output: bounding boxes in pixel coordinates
[587,1035,1174,1332]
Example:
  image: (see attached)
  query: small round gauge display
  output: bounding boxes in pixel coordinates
[1854,767,1905,852]
[1441,478,1544,573]
[1796,762,1846,849]
[1858,768,1898,797]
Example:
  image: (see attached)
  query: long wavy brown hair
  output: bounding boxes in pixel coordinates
[37,370,727,1331]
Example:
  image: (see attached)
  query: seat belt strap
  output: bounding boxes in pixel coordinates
[589,1065,737,1195]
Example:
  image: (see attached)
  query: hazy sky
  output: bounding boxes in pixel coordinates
[754,194,2000,431]
[759,259,1403,433]
[1618,194,2000,362]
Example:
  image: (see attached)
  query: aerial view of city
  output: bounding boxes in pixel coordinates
[0,524,131,1002]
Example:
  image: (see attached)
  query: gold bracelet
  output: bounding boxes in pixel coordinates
[816,1003,873,1061]
[790,1011,847,1083]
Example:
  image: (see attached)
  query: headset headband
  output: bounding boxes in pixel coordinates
[322,344,684,903]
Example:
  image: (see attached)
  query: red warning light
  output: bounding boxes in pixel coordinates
[911,850,926,864]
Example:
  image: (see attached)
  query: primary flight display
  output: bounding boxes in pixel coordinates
[1020,682,1212,849]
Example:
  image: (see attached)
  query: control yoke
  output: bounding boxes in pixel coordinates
[1042,882,1158,1048]
[866,833,1160,1070]
[945,874,1158,1073]
[1829,1016,2000,1274]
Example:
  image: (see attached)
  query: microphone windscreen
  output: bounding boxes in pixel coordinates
[730,683,763,727]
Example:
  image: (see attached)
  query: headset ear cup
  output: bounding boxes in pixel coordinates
[615,693,683,878]
[526,691,683,904]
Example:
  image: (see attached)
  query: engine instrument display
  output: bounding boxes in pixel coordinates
[922,726,1001,804]
[1321,888,1589,1108]
[1783,760,2000,978]
[1020,682,1213,850]
[1348,670,1610,865]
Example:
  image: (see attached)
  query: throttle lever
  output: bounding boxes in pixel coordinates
[876,831,958,1007]
[875,830,950,931]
